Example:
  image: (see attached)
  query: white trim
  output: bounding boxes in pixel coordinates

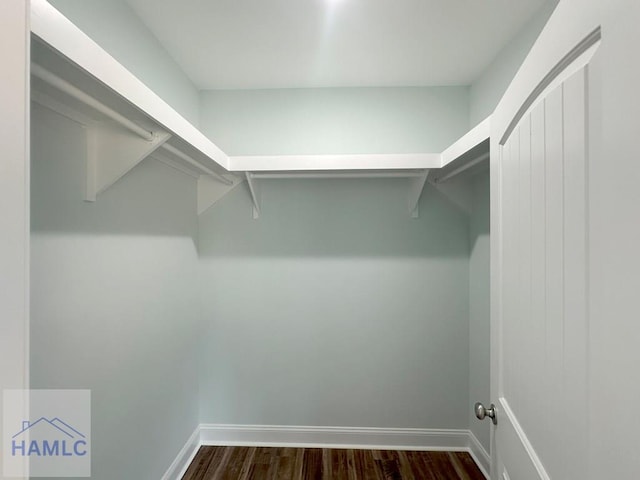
[161,426,201,480]
[0,2,30,477]
[200,424,469,450]
[499,32,601,146]
[498,399,550,480]
[467,431,491,479]
[163,424,489,480]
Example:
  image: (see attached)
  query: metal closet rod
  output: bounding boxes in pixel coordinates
[162,143,232,184]
[31,64,232,185]
[249,171,427,180]
[31,64,154,141]
[433,151,490,183]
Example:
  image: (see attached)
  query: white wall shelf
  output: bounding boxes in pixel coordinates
[228,154,442,172]
[31,0,230,170]
[427,119,491,215]
[30,0,235,207]
[235,121,490,219]
[242,170,431,219]
[30,0,490,217]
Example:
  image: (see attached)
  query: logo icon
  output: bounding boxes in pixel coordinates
[3,389,91,477]
[11,417,88,458]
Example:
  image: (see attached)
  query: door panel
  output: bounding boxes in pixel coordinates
[541,84,564,479]
[495,64,590,480]
[559,69,589,475]
[491,1,640,478]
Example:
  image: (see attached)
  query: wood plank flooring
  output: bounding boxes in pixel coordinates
[182,446,485,480]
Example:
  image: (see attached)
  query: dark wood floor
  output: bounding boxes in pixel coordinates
[182,446,485,480]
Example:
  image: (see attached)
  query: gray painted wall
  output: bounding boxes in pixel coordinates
[469,0,559,126]
[200,87,470,155]
[49,0,201,126]
[197,179,471,429]
[30,105,200,479]
[468,171,491,452]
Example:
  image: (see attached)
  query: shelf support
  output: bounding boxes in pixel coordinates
[85,123,170,202]
[245,172,262,219]
[408,169,430,218]
[197,175,245,215]
[429,175,474,215]
[32,63,235,202]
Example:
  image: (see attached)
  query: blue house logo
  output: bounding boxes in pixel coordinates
[3,389,91,477]
[12,417,88,457]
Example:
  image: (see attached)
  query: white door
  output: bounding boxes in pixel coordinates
[486,4,604,479]
[487,0,640,477]
[492,54,595,480]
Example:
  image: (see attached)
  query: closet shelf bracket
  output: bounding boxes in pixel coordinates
[85,125,170,202]
[408,170,430,218]
[241,169,431,219]
[31,62,237,204]
[197,175,245,216]
[245,172,262,219]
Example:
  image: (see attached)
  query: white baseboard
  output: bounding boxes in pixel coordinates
[467,431,491,478]
[200,424,471,451]
[163,424,491,479]
[161,426,201,480]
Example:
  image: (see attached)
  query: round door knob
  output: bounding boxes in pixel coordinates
[474,402,497,425]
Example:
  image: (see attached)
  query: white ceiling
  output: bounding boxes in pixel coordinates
[125,0,548,90]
